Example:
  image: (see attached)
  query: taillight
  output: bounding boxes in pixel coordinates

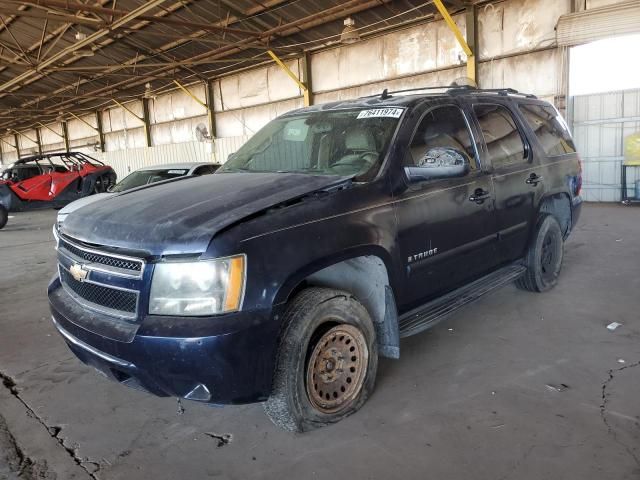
[575,156,583,196]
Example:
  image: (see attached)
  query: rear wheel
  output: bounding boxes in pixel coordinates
[0,205,7,229]
[516,215,564,292]
[264,288,378,432]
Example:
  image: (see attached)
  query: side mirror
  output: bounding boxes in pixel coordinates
[405,147,470,183]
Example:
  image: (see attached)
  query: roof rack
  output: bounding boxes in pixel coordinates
[450,87,538,99]
[363,85,537,100]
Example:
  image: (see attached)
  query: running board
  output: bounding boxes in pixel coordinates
[398,263,526,338]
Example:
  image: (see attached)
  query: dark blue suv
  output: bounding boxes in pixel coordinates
[49,86,582,431]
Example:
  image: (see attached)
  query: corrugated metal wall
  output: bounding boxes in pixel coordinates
[92,137,248,180]
[571,88,640,201]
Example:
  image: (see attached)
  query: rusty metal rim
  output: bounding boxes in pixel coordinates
[305,323,368,414]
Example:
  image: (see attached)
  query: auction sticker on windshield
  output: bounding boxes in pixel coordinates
[357,108,404,119]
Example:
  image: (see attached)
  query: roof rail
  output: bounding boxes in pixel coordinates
[361,85,537,100]
[449,87,538,99]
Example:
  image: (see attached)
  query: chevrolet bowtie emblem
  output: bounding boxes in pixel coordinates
[70,263,88,282]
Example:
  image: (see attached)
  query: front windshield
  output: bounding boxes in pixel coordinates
[112,168,188,192]
[219,107,404,180]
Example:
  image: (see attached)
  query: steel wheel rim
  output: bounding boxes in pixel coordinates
[540,230,559,281]
[306,324,369,414]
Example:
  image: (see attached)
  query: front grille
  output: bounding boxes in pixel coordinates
[60,268,137,315]
[59,237,142,272]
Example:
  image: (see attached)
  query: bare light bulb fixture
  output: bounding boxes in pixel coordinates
[340,17,360,44]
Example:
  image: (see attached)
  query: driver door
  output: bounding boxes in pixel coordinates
[393,104,500,308]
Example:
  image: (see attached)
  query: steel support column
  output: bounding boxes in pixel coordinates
[95,111,105,153]
[35,126,42,155]
[465,3,478,86]
[62,121,70,152]
[14,133,20,158]
[302,52,313,106]
[142,98,153,147]
[205,81,217,140]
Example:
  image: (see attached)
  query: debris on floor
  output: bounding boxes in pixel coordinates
[606,322,622,331]
[617,358,625,364]
[545,383,570,392]
[204,432,232,448]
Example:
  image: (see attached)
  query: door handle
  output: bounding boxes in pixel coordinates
[525,173,543,186]
[469,189,491,204]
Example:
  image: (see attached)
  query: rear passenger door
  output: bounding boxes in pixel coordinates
[471,102,543,262]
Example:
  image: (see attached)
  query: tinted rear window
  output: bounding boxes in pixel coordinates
[519,104,576,156]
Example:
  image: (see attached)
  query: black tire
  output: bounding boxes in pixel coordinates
[516,214,564,292]
[264,287,378,432]
[0,205,7,229]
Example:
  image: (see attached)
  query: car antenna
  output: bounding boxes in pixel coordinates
[380,88,391,100]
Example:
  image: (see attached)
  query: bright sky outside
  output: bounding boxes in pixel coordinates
[570,33,640,96]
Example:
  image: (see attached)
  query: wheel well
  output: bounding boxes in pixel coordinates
[539,193,571,238]
[301,255,400,359]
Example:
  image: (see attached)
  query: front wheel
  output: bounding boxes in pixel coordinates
[0,205,7,229]
[516,214,564,292]
[264,288,378,432]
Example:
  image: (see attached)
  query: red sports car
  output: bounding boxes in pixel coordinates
[0,152,116,229]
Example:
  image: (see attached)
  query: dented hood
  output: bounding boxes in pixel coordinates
[60,172,351,256]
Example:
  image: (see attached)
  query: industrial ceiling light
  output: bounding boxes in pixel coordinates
[73,31,94,57]
[143,82,155,99]
[340,17,360,44]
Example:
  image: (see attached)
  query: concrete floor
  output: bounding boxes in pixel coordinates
[0,204,638,480]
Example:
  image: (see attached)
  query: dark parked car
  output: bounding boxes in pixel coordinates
[49,86,582,432]
[0,152,116,229]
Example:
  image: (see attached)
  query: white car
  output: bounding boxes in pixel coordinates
[56,162,218,227]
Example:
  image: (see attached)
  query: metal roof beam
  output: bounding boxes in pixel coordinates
[21,0,261,38]
[0,0,168,92]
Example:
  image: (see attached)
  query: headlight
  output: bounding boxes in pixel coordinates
[149,255,246,316]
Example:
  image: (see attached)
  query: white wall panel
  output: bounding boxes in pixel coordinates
[150,84,207,124]
[41,141,65,154]
[587,0,633,8]
[105,128,146,151]
[314,67,466,104]
[478,49,561,97]
[213,59,301,111]
[151,115,209,146]
[214,98,303,137]
[102,102,144,133]
[67,114,98,141]
[0,137,18,165]
[479,0,569,60]
[39,123,64,146]
[17,130,39,157]
[312,16,466,94]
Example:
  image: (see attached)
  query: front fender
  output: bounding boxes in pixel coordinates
[272,245,396,306]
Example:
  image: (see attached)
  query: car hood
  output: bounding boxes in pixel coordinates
[60,172,352,256]
[58,192,114,218]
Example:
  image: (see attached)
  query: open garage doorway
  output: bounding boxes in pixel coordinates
[569,34,640,202]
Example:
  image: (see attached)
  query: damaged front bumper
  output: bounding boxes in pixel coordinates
[48,276,280,405]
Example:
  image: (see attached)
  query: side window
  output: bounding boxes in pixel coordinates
[519,104,576,156]
[473,104,528,169]
[407,105,478,170]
